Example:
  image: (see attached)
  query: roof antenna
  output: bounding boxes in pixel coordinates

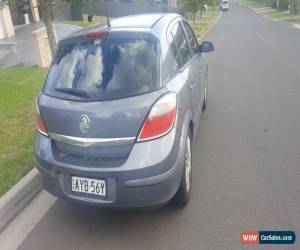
[104,3,111,28]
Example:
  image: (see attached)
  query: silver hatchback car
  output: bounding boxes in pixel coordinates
[35,13,214,208]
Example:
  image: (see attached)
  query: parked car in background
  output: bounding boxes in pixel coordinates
[35,13,214,208]
[221,0,229,11]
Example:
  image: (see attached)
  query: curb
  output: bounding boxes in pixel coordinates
[198,12,222,40]
[0,168,42,232]
[276,19,300,30]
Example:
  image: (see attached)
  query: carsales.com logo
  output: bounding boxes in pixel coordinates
[241,231,296,245]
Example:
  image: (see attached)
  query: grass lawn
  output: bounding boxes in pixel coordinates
[0,67,46,196]
[240,0,300,24]
[283,16,300,24]
[187,9,220,38]
[57,16,115,28]
[267,11,300,24]
[57,19,91,27]
[240,0,266,9]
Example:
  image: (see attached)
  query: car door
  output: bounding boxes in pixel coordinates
[167,21,197,119]
[181,21,204,125]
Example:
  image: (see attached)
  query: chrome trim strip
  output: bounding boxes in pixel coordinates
[37,128,49,137]
[48,132,135,147]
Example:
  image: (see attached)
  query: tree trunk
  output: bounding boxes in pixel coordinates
[289,1,299,15]
[192,11,195,24]
[43,18,57,57]
[39,0,57,57]
[200,9,203,24]
[290,3,295,15]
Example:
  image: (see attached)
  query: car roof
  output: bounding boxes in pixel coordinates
[110,13,165,28]
[60,13,182,43]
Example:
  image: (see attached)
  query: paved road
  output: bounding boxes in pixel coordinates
[18,3,300,250]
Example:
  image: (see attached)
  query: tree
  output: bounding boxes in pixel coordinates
[38,0,57,57]
[289,0,300,15]
[182,0,208,24]
[38,0,87,57]
[182,0,200,24]
[198,0,207,21]
[209,0,219,12]
[277,0,289,10]
[277,0,299,14]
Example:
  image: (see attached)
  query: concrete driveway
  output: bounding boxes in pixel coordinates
[0,22,81,67]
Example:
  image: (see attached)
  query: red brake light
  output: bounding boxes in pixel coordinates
[87,30,109,38]
[36,102,48,136]
[138,93,177,142]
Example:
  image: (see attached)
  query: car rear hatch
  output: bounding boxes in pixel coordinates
[38,30,165,167]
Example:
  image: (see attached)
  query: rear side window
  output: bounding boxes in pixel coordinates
[169,22,191,69]
[182,21,198,54]
[43,32,160,101]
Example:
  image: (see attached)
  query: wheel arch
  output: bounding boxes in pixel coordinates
[180,108,193,140]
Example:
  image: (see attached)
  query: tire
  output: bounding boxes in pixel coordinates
[202,86,207,112]
[172,131,192,207]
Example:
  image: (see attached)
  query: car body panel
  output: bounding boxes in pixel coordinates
[39,87,167,160]
[35,13,210,207]
[221,1,229,10]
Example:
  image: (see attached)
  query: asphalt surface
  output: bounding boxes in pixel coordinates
[19,3,300,250]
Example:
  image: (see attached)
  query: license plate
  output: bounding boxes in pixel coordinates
[71,176,106,196]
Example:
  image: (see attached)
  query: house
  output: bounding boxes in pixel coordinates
[0,0,40,39]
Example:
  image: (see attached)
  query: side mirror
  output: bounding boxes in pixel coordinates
[196,41,215,53]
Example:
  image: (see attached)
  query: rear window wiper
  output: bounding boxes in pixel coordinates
[55,88,89,98]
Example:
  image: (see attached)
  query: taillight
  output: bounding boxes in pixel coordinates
[87,30,109,39]
[36,101,48,136]
[138,93,177,142]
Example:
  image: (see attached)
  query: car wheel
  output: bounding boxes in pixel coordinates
[202,86,208,112]
[172,130,192,207]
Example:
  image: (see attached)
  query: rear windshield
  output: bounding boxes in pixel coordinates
[43,32,160,101]
[223,1,228,4]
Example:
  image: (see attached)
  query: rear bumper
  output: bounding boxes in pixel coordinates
[35,128,186,208]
